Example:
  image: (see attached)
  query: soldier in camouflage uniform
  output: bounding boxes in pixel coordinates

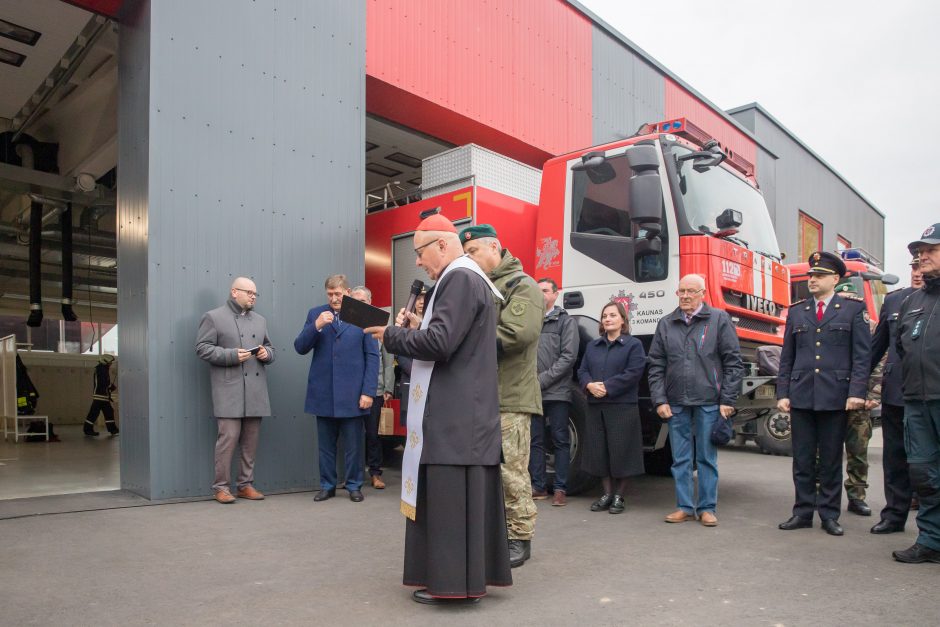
[461,224,543,569]
[836,282,879,516]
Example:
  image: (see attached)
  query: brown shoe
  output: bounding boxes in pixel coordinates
[214,490,236,504]
[699,511,718,527]
[552,490,567,506]
[371,475,386,489]
[236,486,265,500]
[665,509,692,523]
[532,489,549,500]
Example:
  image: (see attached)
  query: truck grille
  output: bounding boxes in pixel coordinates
[731,316,779,335]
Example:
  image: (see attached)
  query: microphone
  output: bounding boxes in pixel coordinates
[400,280,424,326]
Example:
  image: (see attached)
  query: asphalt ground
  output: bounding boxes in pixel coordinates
[2,438,935,626]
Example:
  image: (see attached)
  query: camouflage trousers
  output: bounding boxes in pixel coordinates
[501,412,537,540]
[844,409,872,501]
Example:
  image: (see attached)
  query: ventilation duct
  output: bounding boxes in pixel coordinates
[60,203,77,321]
[26,201,43,327]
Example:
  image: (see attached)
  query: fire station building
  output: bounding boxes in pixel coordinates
[0,0,883,500]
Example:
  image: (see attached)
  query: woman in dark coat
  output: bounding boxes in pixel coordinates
[577,301,647,514]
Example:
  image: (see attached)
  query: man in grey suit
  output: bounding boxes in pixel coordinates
[196,277,276,504]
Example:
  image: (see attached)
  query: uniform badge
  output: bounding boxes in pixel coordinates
[863,310,871,323]
[464,232,472,240]
[924,226,936,237]
[812,252,821,264]
[510,300,527,316]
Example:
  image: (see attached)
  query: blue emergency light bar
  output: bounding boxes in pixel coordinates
[840,248,877,264]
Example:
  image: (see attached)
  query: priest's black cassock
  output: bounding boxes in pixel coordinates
[383,263,512,598]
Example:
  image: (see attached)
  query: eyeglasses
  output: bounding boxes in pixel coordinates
[234,288,259,298]
[414,239,441,258]
[676,288,704,296]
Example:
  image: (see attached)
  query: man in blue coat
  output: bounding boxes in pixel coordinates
[777,251,871,536]
[295,274,380,503]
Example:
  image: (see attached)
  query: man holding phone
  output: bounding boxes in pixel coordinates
[196,277,276,504]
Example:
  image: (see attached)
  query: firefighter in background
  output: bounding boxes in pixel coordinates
[84,354,118,437]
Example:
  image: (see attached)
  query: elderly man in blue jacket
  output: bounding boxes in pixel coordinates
[295,274,379,503]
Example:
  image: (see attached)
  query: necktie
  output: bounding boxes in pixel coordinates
[817,301,824,322]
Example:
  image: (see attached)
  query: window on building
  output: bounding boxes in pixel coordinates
[799,211,823,260]
[837,235,851,252]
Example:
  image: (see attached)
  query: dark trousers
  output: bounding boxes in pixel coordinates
[904,400,940,551]
[317,416,365,491]
[880,403,912,524]
[529,401,570,492]
[84,400,116,432]
[364,396,384,477]
[791,408,848,521]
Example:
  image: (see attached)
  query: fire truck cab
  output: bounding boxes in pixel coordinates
[366,119,789,493]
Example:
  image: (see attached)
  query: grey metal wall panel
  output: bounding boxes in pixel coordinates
[747,110,885,264]
[116,0,153,498]
[591,25,665,145]
[757,147,777,225]
[118,0,365,499]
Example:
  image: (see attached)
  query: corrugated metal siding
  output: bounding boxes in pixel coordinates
[750,110,884,264]
[664,78,757,172]
[118,0,365,499]
[590,25,664,145]
[116,0,152,497]
[366,0,593,156]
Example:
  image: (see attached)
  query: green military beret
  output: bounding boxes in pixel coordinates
[459,223,499,243]
[835,282,859,295]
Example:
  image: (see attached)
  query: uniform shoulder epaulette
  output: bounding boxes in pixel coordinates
[791,298,807,306]
[842,294,865,302]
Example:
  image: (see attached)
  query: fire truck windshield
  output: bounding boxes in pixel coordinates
[672,145,781,259]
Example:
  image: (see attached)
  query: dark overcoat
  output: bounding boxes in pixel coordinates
[294,304,380,418]
[383,265,502,466]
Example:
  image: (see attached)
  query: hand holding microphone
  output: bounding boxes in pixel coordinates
[398,280,425,328]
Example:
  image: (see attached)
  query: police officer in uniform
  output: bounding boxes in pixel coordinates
[892,224,940,563]
[777,251,871,536]
[869,256,923,534]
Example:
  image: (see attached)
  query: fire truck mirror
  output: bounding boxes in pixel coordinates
[625,144,659,172]
[635,237,662,257]
[628,172,663,224]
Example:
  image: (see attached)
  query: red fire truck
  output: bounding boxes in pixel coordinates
[365,118,790,493]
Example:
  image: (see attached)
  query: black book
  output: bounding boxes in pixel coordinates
[339,295,390,329]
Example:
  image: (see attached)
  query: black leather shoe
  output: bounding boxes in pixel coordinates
[84,429,99,437]
[349,490,364,502]
[821,519,844,536]
[892,543,940,564]
[778,516,813,530]
[313,488,336,502]
[590,494,613,512]
[848,499,872,516]
[508,539,531,568]
[609,495,625,514]
[871,519,905,534]
[412,589,481,605]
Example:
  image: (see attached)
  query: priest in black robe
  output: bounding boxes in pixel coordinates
[366,213,511,604]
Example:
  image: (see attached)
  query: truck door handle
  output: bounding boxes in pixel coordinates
[563,291,584,309]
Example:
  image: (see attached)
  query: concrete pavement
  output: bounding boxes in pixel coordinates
[1,441,934,626]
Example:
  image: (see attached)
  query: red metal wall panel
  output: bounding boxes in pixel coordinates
[664,78,757,174]
[61,0,123,18]
[366,0,593,164]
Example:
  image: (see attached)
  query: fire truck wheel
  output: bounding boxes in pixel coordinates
[559,390,600,496]
[756,411,792,456]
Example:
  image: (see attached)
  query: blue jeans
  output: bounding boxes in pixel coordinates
[317,416,365,491]
[668,405,720,514]
[529,401,570,492]
[904,400,940,551]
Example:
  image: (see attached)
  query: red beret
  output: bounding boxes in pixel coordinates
[415,214,457,233]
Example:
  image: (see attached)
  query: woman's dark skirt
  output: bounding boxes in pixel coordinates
[403,464,513,597]
[582,403,645,479]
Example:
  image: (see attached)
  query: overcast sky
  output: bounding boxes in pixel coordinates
[581,0,939,284]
